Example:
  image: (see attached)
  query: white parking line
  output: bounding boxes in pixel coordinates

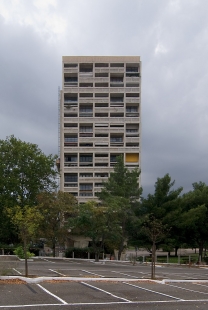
[166,283,208,295]
[42,259,55,263]
[111,271,139,278]
[81,269,105,277]
[123,282,183,300]
[49,269,66,276]
[13,268,22,275]
[37,284,68,304]
[81,281,131,302]
[1,300,208,308]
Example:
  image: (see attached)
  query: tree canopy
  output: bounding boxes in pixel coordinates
[0,135,58,244]
[97,155,142,259]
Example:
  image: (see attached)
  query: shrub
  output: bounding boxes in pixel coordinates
[14,246,35,259]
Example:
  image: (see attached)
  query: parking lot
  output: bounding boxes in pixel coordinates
[1,258,208,309]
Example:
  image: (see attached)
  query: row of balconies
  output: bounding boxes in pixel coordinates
[64,98,140,104]
[63,113,139,118]
[63,117,140,124]
[64,87,140,93]
[63,146,139,153]
[64,67,140,74]
[73,76,139,82]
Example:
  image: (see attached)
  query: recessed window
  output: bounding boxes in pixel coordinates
[64,63,78,68]
[95,63,109,67]
[110,63,124,67]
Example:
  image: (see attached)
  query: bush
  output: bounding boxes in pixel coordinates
[14,246,35,259]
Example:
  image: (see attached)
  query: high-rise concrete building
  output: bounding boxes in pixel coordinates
[59,56,141,203]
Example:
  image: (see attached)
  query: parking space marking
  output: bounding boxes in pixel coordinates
[111,271,139,278]
[123,282,183,300]
[42,259,55,263]
[81,269,105,277]
[166,283,208,295]
[12,268,22,275]
[81,281,131,302]
[37,284,68,304]
[195,283,208,288]
[49,269,66,276]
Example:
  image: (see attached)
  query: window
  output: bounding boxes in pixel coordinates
[95,102,108,107]
[64,136,77,142]
[79,93,93,98]
[65,155,77,162]
[110,137,123,142]
[64,94,78,102]
[64,174,77,182]
[110,63,124,67]
[95,73,108,77]
[95,134,108,137]
[80,107,93,112]
[110,155,120,162]
[95,113,108,117]
[80,173,93,177]
[64,123,77,128]
[64,63,78,68]
[95,93,108,97]
[126,107,137,112]
[65,77,78,82]
[80,126,93,132]
[95,154,108,157]
[110,95,123,102]
[95,173,108,177]
[95,183,103,187]
[80,155,93,162]
[79,63,93,72]
[95,63,108,67]
[79,83,93,87]
[80,184,93,190]
[79,143,93,147]
[95,83,108,87]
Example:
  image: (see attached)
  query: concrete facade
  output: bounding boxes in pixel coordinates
[59,56,141,204]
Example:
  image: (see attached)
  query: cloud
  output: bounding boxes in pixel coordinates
[1,0,208,196]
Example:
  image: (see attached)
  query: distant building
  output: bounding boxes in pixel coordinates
[59,56,141,207]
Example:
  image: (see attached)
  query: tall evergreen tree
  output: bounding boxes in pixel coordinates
[97,155,142,260]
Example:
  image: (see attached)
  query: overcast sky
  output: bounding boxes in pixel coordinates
[1,0,208,196]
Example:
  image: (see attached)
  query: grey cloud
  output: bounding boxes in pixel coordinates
[1,0,208,196]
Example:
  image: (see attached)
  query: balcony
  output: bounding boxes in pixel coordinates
[64,68,78,73]
[94,67,109,73]
[94,137,109,143]
[64,162,78,168]
[125,87,140,92]
[125,98,140,104]
[95,77,109,83]
[125,137,139,143]
[109,68,124,73]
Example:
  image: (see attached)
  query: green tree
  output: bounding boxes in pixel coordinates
[143,215,169,279]
[7,205,42,276]
[0,135,58,243]
[37,191,77,257]
[139,174,183,254]
[97,155,142,260]
[69,201,120,262]
[180,182,208,261]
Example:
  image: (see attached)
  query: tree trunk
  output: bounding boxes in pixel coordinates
[118,243,124,261]
[151,241,156,279]
[198,241,204,263]
[24,237,28,277]
[95,252,99,262]
[174,246,179,257]
[52,242,56,257]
